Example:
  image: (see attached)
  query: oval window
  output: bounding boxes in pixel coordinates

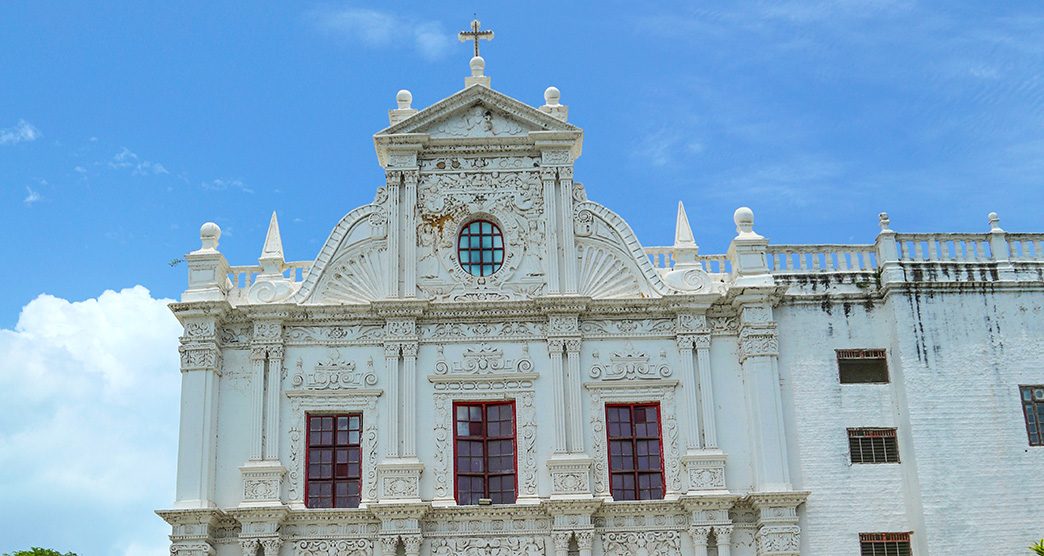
[457,219,504,277]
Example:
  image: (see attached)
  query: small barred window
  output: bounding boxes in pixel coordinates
[457,219,505,277]
[1021,385,1044,446]
[848,428,900,464]
[860,532,912,556]
[837,349,889,384]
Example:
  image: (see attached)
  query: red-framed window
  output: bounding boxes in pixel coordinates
[454,401,517,505]
[859,532,912,556]
[1021,385,1044,446]
[606,403,665,501]
[305,413,363,508]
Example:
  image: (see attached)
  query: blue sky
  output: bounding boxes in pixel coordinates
[1,1,1043,554]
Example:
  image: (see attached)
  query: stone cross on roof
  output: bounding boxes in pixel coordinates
[458,18,493,57]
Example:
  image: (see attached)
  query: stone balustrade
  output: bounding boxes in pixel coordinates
[228,261,312,289]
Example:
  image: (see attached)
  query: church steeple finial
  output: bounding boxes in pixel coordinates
[458,18,493,58]
[460,18,493,88]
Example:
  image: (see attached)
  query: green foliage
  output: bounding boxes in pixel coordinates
[3,549,77,556]
[1030,539,1044,555]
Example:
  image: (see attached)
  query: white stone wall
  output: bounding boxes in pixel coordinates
[777,285,1044,554]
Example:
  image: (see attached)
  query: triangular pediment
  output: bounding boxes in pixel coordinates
[376,84,578,138]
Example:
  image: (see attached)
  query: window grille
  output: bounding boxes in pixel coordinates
[848,428,900,464]
[454,401,517,505]
[457,219,505,277]
[606,403,665,501]
[306,414,363,508]
[837,349,889,384]
[1020,385,1044,446]
[859,532,912,556]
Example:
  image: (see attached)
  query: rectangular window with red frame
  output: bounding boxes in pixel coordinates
[454,401,517,505]
[606,403,665,501]
[306,413,362,508]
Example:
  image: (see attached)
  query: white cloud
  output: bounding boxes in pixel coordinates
[0,119,41,145]
[109,147,169,176]
[0,286,182,555]
[201,177,253,193]
[309,7,453,60]
[23,186,41,206]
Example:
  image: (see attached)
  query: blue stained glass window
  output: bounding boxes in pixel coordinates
[458,220,505,276]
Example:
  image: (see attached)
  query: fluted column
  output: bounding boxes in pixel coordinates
[259,538,281,556]
[240,538,258,556]
[403,535,421,556]
[542,168,561,293]
[263,345,283,460]
[557,166,578,293]
[695,334,717,448]
[385,171,401,298]
[402,342,418,458]
[384,343,401,457]
[576,530,594,556]
[715,525,733,556]
[549,339,568,454]
[678,336,702,450]
[689,526,710,556]
[248,346,266,461]
[402,171,418,297]
[551,532,571,556]
[378,536,399,556]
[566,338,584,453]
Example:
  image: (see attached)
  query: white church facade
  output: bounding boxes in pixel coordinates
[158,40,1044,556]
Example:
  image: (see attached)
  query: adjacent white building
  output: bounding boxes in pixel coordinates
[158,48,1044,556]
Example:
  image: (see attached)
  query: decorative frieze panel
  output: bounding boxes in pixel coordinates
[589,346,672,381]
[434,344,534,374]
[241,466,283,503]
[430,537,545,556]
[219,323,252,346]
[548,314,580,336]
[756,525,801,556]
[425,105,530,138]
[289,350,377,390]
[419,156,540,172]
[738,326,779,362]
[420,321,545,342]
[253,321,282,342]
[682,454,727,491]
[601,531,681,555]
[284,325,385,346]
[580,318,674,338]
[707,314,739,336]
[179,345,220,372]
[293,539,372,556]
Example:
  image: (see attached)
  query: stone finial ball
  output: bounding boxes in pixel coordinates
[544,86,561,106]
[200,221,221,239]
[396,89,413,110]
[734,206,754,228]
[470,55,485,76]
[988,211,999,222]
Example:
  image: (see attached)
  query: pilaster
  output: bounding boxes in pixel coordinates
[875,212,905,286]
[546,311,593,499]
[556,166,579,293]
[174,308,227,509]
[677,311,728,494]
[541,167,561,294]
[241,319,286,507]
[157,508,224,556]
[749,492,808,556]
[229,507,287,556]
[379,315,423,501]
[385,170,402,298]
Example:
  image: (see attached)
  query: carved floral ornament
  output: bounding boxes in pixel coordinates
[290,349,378,390]
[589,345,673,381]
[434,343,534,375]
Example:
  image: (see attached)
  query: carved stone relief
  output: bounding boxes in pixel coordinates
[434,344,534,374]
[589,345,672,381]
[426,105,530,138]
[289,349,378,390]
[602,531,681,556]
